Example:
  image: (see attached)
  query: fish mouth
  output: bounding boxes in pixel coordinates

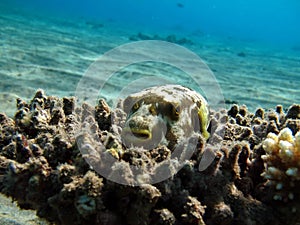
[126,128,152,140]
[121,123,165,149]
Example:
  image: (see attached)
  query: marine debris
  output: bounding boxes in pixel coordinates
[0,89,299,225]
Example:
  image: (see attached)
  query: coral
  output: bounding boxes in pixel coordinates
[0,90,299,225]
[262,127,300,201]
[48,171,104,224]
[150,208,176,225]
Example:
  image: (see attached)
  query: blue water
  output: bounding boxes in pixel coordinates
[4,0,300,47]
[0,0,299,115]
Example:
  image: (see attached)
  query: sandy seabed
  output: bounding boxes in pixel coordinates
[0,4,299,117]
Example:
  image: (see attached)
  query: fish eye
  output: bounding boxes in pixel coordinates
[133,102,140,111]
[149,105,157,115]
[174,105,181,115]
[170,103,181,120]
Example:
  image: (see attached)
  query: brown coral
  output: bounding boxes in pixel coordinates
[0,90,299,225]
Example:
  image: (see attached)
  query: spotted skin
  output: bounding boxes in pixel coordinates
[121,85,210,150]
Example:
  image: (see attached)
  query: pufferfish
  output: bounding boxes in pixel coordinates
[121,85,210,150]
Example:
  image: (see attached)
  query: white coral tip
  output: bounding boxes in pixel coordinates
[267,132,278,141]
[279,149,293,160]
[278,128,294,143]
[262,138,277,153]
[279,140,294,152]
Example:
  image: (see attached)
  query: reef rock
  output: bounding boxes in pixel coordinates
[0,90,299,225]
